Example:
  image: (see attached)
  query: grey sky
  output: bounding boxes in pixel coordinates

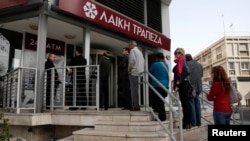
[169,0,250,57]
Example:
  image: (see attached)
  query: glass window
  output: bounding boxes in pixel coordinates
[241,62,249,70]
[0,28,23,74]
[202,56,206,62]
[229,62,235,70]
[216,46,222,59]
[13,49,21,69]
[239,43,248,51]
[216,46,222,54]
[0,33,10,76]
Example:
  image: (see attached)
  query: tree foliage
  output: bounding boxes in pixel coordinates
[0,110,11,141]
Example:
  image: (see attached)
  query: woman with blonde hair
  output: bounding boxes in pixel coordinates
[172,48,193,129]
[207,66,232,125]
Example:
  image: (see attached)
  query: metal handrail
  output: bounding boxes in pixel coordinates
[139,70,183,141]
[1,67,37,113]
[44,65,100,111]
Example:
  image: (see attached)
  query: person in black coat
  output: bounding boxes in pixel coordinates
[119,47,131,110]
[68,47,87,110]
[99,52,111,110]
[45,53,61,108]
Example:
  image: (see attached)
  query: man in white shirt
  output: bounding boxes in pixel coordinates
[128,40,145,111]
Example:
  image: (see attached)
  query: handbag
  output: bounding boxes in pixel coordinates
[230,87,242,104]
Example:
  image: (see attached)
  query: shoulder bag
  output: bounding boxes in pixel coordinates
[230,87,242,104]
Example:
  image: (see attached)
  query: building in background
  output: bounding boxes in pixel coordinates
[194,36,250,106]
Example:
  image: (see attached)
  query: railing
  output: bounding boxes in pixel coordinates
[1,67,37,113]
[44,65,99,111]
[139,71,183,141]
[138,73,244,141]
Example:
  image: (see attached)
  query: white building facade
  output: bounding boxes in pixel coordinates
[194,36,250,106]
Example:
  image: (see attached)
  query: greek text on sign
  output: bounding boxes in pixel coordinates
[58,0,170,51]
[99,11,162,45]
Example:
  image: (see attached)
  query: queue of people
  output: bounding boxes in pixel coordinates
[45,40,232,128]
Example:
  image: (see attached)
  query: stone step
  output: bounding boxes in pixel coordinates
[181,125,208,141]
[95,120,170,132]
[52,111,154,126]
[57,108,212,141]
[71,125,208,141]
[73,128,168,141]
[57,135,74,141]
[60,119,209,141]
[93,109,213,133]
[171,110,213,128]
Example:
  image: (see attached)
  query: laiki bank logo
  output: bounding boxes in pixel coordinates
[83,1,98,19]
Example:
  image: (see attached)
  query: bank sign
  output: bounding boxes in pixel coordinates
[58,0,170,51]
[0,0,28,9]
[25,33,65,56]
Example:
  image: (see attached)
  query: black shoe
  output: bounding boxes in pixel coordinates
[159,118,166,122]
[183,124,192,129]
[81,108,86,110]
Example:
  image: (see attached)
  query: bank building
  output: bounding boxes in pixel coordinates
[0,1,203,141]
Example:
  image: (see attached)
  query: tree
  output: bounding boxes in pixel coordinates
[0,110,11,141]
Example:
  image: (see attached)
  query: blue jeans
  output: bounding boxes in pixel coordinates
[189,98,196,126]
[213,111,232,125]
[191,93,201,126]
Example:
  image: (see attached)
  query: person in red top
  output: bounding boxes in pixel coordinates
[207,66,232,125]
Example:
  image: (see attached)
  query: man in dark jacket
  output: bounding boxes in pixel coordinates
[185,53,203,126]
[119,47,131,110]
[45,53,61,109]
[99,53,111,110]
[68,47,87,110]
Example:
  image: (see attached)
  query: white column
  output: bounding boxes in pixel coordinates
[36,3,48,113]
[161,2,171,37]
[161,2,172,92]
[83,27,91,106]
[83,28,91,65]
